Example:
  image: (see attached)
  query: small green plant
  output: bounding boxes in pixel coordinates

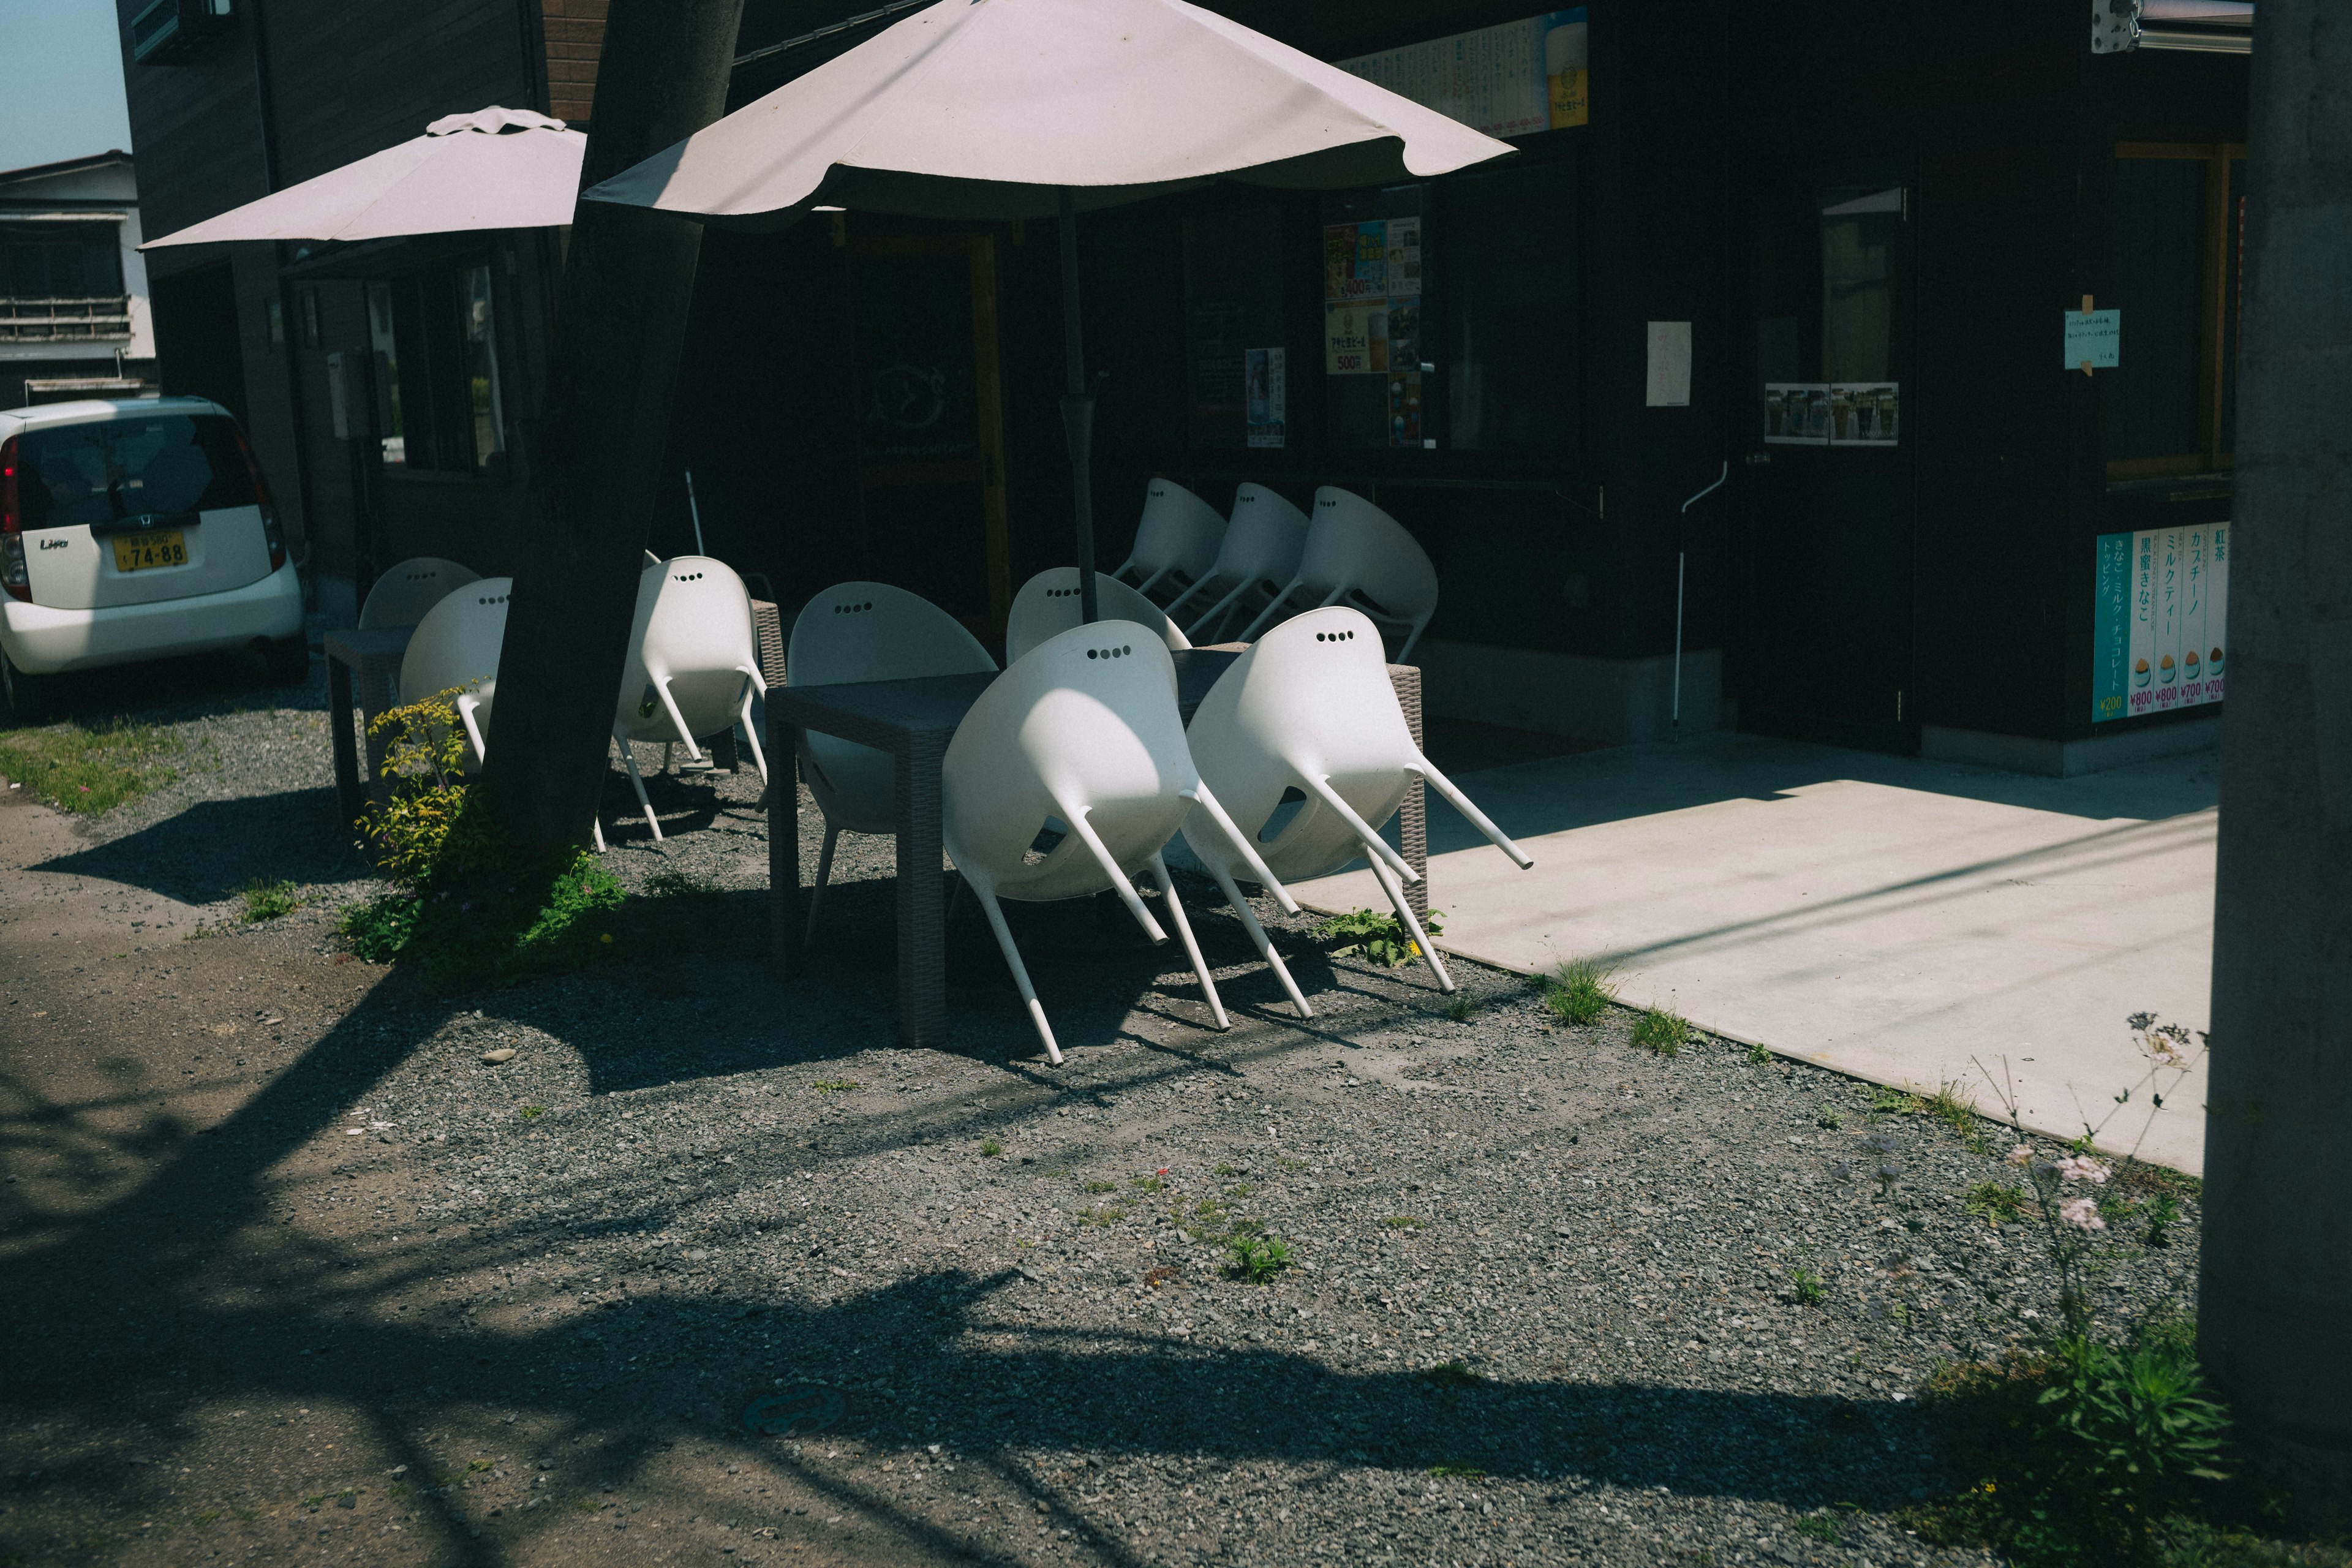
[812,1079,860,1093]
[1788,1266,1826,1305]
[1081,1180,1120,1194]
[1632,1006,1689,1055]
[1873,1085,1925,1116]
[1382,1214,1426,1231]
[1817,1109,1844,1129]
[980,1138,1003,1158]
[1964,1181,2026,1226]
[1317,907,1444,968]
[0,718,179,814]
[1226,1232,1292,1282]
[1213,1163,1238,1177]
[1542,957,1615,1025]
[386,1482,410,1499]
[1275,1157,1306,1172]
[194,1511,219,1526]
[233,1509,257,1522]
[467,1460,492,1473]
[574,1499,600,1514]
[1746,1041,1773,1065]
[1426,1462,1487,1479]
[1129,1174,1164,1193]
[1444,997,1477,1023]
[2143,1189,2183,1248]
[239,878,303,922]
[1793,1513,1842,1544]
[1423,1361,1486,1389]
[1926,1079,1986,1143]
[1074,1205,1129,1227]
[518,1104,546,1121]
[300,1495,326,1510]
[1226,1182,1255,1198]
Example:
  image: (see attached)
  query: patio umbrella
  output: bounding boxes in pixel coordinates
[141,107,584,247]
[581,0,1513,624]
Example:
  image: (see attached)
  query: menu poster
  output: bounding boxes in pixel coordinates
[1828,382,1899,445]
[1325,300,1375,374]
[1246,347,1287,448]
[2092,523,2230,722]
[1763,383,1830,444]
[1385,218,1423,296]
[1340,9,1590,139]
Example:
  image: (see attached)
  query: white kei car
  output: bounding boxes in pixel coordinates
[1,396,306,722]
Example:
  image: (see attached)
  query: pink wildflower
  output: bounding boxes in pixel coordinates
[2054,1155,2111,1185]
[2059,1196,2106,1232]
[2005,1144,2034,1166]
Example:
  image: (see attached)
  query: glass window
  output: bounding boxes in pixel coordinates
[1183,206,1283,450]
[1819,186,1902,382]
[1443,159,1578,454]
[1322,184,1428,451]
[368,262,507,476]
[0,221,124,298]
[14,415,256,529]
[2107,157,2204,462]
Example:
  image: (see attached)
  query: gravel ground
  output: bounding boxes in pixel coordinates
[1,660,2210,1568]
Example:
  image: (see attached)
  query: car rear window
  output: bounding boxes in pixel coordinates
[13,414,257,531]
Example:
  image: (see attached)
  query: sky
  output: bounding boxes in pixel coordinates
[0,0,134,174]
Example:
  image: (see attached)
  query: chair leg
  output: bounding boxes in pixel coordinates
[1370,854,1453,992]
[592,815,606,853]
[973,882,1061,1065]
[618,737,663,842]
[1208,862,1311,1019]
[805,821,839,946]
[737,688,769,784]
[1150,853,1229,1030]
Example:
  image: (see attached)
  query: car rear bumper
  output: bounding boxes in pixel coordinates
[0,562,304,675]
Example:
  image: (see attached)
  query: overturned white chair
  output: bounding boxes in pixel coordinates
[943,620,1295,1064]
[791,582,998,941]
[396,576,511,769]
[1110,478,1227,605]
[1237,486,1440,662]
[1182,606,1530,1006]
[1004,567,1191,665]
[1168,482,1310,645]
[359,556,481,631]
[600,555,771,845]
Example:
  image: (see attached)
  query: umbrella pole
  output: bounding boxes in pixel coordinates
[1058,187,1099,625]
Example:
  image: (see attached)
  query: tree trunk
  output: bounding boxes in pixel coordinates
[2199,0,2352,1522]
[479,0,747,851]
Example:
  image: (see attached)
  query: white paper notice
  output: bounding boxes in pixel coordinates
[1645,321,1692,407]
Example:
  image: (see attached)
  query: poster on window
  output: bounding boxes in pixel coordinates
[1828,382,1900,445]
[2092,523,2229,722]
[1246,347,1287,448]
[1763,383,1830,443]
[1389,372,1424,446]
[1339,9,1589,138]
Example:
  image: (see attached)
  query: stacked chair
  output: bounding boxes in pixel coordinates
[1239,486,1441,662]
[1005,567,1190,665]
[1109,479,1227,605]
[1166,481,1309,645]
[599,554,771,846]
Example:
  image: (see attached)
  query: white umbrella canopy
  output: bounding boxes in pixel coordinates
[581,0,1513,623]
[142,108,585,248]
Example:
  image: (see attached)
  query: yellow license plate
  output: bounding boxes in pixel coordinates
[111,532,188,572]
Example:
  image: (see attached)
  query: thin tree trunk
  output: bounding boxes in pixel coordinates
[480,0,747,851]
[2199,0,2352,1523]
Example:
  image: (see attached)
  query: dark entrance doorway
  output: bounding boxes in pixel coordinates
[1736,167,1917,753]
[849,233,1010,642]
[152,261,247,426]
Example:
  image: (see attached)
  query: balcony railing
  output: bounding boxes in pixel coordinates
[0,296,134,342]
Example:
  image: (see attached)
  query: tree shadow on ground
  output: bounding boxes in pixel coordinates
[32,789,372,907]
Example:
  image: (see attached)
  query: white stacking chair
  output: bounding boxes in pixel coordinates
[1168,482,1310,644]
[1004,568,1191,666]
[1182,606,1530,1005]
[943,620,1296,1064]
[396,576,511,770]
[791,582,998,941]
[601,555,771,845]
[1110,478,1227,604]
[1237,486,1441,662]
[359,556,481,630]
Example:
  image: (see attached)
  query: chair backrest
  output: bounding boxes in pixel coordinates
[1118,478,1227,581]
[358,556,480,630]
[397,576,512,766]
[1208,483,1310,588]
[1300,486,1439,623]
[1180,605,1419,883]
[944,622,1197,902]
[788,582,997,828]
[614,555,763,742]
[1004,568,1191,665]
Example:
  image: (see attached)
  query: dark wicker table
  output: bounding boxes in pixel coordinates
[767,648,1425,1049]
[323,625,415,827]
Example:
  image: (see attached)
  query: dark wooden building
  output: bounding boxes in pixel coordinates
[116,0,2248,772]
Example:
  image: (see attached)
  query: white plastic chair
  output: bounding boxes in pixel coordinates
[358,556,481,630]
[396,576,512,770]
[943,620,1297,1064]
[1181,606,1530,1004]
[1110,478,1227,604]
[1167,482,1310,644]
[1004,568,1192,666]
[1237,486,1440,662]
[601,555,771,845]
[790,582,998,941]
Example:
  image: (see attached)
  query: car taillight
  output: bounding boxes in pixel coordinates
[232,426,287,571]
[1,435,27,604]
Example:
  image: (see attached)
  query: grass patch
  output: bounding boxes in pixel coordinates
[1747,1041,1773,1065]
[1787,1266,1826,1305]
[1382,1214,1427,1231]
[239,878,302,922]
[1129,1174,1164,1193]
[1275,1157,1306,1173]
[518,1105,546,1121]
[0,719,178,813]
[1794,1514,1842,1544]
[1632,1006,1690,1055]
[1542,957,1615,1026]
[1426,1462,1487,1479]
[1213,1163,1238,1177]
[1444,997,1477,1023]
[1224,1231,1292,1283]
[812,1079,859,1094]
[1316,907,1442,968]
[1873,1085,1926,1117]
[1080,1180,1120,1194]
[979,1139,1003,1158]
[1964,1180,2026,1226]
[1074,1205,1129,1227]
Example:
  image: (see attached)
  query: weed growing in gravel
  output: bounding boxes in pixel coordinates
[1275,1157,1305,1172]
[1080,1180,1119,1194]
[1817,1109,1845,1129]
[1227,1182,1255,1197]
[1213,1163,1238,1176]
[1129,1174,1164,1193]
[812,1079,860,1094]
[239,878,302,922]
[1383,1214,1426,1231]
[980,1139,1003,1158]
[1224,1231,1292,1282]
[1423,1362,1487,1389]
[1317,907,1443,967]
[1427,1462,1487,1479]
[1747,1041,1773,1065]
[1793,1514,1842,1544]
[1445,997,1477,1023]
[0,718,178,814]
[518,1106,546,1121]
[1633,1006,1689,1055]
[1924,1080,1990,1148]
[1542,958,1615,1025]
[1964,1181,2025,1226]
[1872,1085,1926,1117]
[1787,1266,1826,1305]
[1075,1205,1129,1227]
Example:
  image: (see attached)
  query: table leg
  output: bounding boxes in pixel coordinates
[360,657,398,810]
[1392,667,1428,919]
[895,736,950,1049]
[328,657,361,829]
[770,717,805,978]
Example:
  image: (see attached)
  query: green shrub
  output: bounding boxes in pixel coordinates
[1543,957,1615,1025]
[1316,907,1443,968]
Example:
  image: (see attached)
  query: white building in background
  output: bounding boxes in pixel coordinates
[0,150,155,409]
